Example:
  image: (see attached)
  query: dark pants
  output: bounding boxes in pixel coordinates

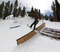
[30,20,39,30]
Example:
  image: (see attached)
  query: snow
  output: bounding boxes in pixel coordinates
[13,33,60,52]
[44,20,60,29]
[0,15,60,52]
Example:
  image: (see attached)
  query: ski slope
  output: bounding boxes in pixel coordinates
[0,15,60,52]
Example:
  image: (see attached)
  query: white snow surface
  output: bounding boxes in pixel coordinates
[0,15,60,52]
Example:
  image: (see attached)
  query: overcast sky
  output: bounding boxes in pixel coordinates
[0,0,60,14]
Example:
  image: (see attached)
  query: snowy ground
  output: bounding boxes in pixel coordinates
[0,15,60,52]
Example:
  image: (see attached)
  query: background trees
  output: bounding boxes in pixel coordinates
[0,1,13,19]
[0,0,26,19]
[0,1,4,18]
[51,0,60,21]
[0,0,60,21]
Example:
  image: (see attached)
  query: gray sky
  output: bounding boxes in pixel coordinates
[0,0,60,14]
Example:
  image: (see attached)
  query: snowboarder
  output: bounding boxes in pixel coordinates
[29,12,40,30]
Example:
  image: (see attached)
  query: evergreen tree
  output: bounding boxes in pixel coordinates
[7,1,10,16]
[1,1,4,18]
[45,14,48,20]
[51,2,56,21]
[21,6,25,17]
[18,6,21,16]
[28,6,34,17]
[13,8,16,17]
[55,0,60,21]
[0,1,4,18]
[13,0,18,17]
[51,0,60,21]
[49,14,53,21]
[1,1,4,12]
[31,6,34,12]
[38,9,41,20]
[14,0,18,9]
[34,8,38,13]
[4,2,8,19]
[0,4,2,18]
[3,1,10,19]
[10,3,13,15]
[13,8,18,17]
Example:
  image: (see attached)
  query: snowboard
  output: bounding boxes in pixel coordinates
[27,24,39,33]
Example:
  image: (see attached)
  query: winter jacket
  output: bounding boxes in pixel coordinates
[29,13,40,21]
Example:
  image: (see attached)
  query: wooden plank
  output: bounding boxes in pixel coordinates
[44,27,60,33]
[17,31,36,45]
[43,30,60,36]
[17,23,45,45]
[41,32,60,37]
[41,32,60,39]
[36,23,45,32]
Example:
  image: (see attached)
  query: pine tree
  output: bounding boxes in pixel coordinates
[31,6,34,12]
[4,2,8,19]
[14,0,18,9]
[55,0,60,21]
[51,2,56,21]
[28,6,34,17]
[1,1,4,18]
[13,8,18,17]
[10,3,13,15]
[51,0,60,21]
[18,6,21,16]
[0,4,2,18]
[49,14,53,21]
[21,6,25,17]
[45,14,48,20]
[13,8,16,17]
[38,9,41,20]
[0,1,4,18]
[13,0,18,17]
[7,1,10,16]
[3,1,10,19]
[34,8,38,13]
